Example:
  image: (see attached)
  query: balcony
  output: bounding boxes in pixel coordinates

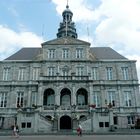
[39,75,91,82]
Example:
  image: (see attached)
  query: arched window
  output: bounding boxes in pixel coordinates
[60,88,71,106]
[43,89,55,106]
[77,88,88,105]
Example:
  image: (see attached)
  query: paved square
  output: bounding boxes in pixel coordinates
[0,135,140,140]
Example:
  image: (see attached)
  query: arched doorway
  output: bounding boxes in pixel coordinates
[60,115,72,129]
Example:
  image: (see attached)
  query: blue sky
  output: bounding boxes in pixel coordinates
[1,0,140,80]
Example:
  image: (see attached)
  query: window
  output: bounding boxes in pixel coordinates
[99,122,104,127]
[33,67,40,80]
[16,92,24,108]
[31,92,36,106]
[76,67,84,76]
[47,94,55,106]
[92,67,98,80]
[48,49,55,59]
[93,92,101,107]
[21,122,31,128]
[18,67,26,81]
[122,67,129,80]
[105,122,109,127]
[27,122,31,128]
[78,94,85,105]
[21,122,26,128]
[124,91,132,107]
[0,92,7,108]
[0,117,4,128]
[107,91,116,106]
[48,67,55,76]
[62,70,69,80]
[76,48,83,58]
[114,116,118,125]
[62,49,69,59]
[106,67,113,80]
[3,67,10,81]
[61,94,70,106]
[127,116,135,125]
[76,67,84,80]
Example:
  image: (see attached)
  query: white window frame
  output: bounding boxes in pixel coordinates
[18,67,25,81]
[127,116,135,125]
[3,67,10,81]
[122,67,129,80]
[16,92,24,108]
[32,67,40,80]
[76,48,83,58]
[0,92,7,108]
[62,48,69,59]
[31,92,37,105]
[48,49,55,59]
[106,67,113,80]
[48,67,55,76]
[107,91,116,106]
[92,67,98,80]
[76,67,84,76]
[124,91,132,107]
[93,91,101,107]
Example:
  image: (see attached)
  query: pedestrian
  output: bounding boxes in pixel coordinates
[79,124,82,136]
[12,124,19,138]
[77,124,82,136]
[77,127,80,136]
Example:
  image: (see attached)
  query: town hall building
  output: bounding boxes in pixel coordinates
[0,4,140,133]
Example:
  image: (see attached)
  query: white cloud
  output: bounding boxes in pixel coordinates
[94,0,140,80]
[0,25,43,60]
[51,0,96,22]
[52,0,140,81]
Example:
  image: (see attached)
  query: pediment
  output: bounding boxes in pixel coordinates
[41,37,90,46]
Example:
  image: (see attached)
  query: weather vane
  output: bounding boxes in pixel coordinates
[66,0,69,8]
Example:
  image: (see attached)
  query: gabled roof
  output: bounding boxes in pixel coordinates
[91,47,127,60]
[41,37,90,46]
[4,47,127,61]
[4,48,41,61]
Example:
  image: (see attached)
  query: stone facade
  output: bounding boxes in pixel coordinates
[0,5,140,133]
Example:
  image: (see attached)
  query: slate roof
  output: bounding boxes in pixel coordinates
[4,47,127,61]
[4,48,41,61]
[91,47,127,60]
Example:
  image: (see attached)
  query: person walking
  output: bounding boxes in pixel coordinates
[77,124,83,136]
[12,124,19,138]
[79,124,82,136]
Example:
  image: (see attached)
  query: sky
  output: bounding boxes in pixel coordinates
[1,0,140,81]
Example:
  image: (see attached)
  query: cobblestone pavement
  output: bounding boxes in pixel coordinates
[0,135,140,140]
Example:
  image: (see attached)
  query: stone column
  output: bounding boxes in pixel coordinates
[109,108,114,131]
[91,108,97,132]
[55,86,60,106]
[34,111,39,133]
[17,109,22,131]
[89,84,93,105]
[27,86,32,107]
[37,83,43,105]
[72,84,76,105]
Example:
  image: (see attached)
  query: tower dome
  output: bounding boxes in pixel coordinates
[56,5,78,38]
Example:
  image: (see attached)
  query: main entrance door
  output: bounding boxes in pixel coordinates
[60,115,72,129]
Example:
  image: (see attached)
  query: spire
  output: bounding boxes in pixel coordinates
[66,0,69,8]
[56,2,78,38]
